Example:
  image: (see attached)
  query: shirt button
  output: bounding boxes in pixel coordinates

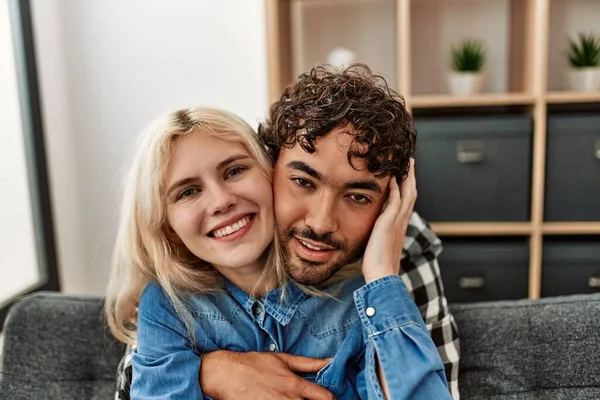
[268,343,277,352]
[252,303,262,316]
[365,307,376,317]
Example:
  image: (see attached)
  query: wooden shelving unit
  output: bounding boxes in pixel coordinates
[542,222,600,235]
[411,93,536,109]
[430,222,533,237]
[265,0,600,300]
[546,91,600,104]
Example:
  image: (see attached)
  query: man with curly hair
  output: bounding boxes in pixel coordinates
[116,64,459,399]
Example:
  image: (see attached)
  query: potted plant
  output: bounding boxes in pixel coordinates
[448,39,486,96]
[566,32,600,92]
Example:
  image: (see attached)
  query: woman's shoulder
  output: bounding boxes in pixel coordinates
[138,281,242,323]
[140,281,167,303]
[138,281,173,314]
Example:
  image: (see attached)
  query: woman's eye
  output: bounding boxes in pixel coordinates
[293,178,313,188]
[226,166,247,179]
[178,188,199,200]
[349,194,370,204]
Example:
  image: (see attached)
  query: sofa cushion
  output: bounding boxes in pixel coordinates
[453,293,600,399]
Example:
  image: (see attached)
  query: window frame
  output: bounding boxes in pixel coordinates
[1,0,60,330]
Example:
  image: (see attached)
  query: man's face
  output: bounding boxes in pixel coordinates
[273,125,391,285]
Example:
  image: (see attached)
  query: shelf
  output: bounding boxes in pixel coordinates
[547,0,600,91]
[542,222,600,235]
[546,91,600,105]
[430,222,533,236]
[410,92,535,108]
[410,0,535,96]
[289,0,397,87]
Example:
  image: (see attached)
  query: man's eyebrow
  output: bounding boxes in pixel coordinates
[343,180,383,194]
[286,161,323,181]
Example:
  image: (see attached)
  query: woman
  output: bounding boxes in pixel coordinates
[106,106,450,399]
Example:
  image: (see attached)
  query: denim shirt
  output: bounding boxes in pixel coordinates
[132,275,450,399]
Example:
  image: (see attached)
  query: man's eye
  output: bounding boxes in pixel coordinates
[348,194,370,204]
[293,178,314,188]
[226,166,247,179]
[178,188,199,200]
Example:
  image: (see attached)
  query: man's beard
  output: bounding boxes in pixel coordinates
[280,226,365,285]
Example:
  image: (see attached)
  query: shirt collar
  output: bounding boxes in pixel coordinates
[221,277,308,326]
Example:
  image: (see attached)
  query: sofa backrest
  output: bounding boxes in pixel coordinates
[0,292,125,400]
[3,291,600,399]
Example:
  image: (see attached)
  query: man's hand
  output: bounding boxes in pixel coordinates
[200,350,335,400]
[362,158,417,284]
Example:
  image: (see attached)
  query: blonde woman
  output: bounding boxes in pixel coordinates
[106,107,450,399]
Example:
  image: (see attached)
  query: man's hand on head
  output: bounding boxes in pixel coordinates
[361,158,417,284]
[200,350,335,400]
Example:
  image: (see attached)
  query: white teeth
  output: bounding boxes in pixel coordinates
[212,216,251,238]
[300,240,322,251]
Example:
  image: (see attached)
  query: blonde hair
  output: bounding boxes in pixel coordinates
[105,107,288,345]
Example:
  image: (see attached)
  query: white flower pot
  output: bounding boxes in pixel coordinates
[568,68,600,92]
[448,72,483,96]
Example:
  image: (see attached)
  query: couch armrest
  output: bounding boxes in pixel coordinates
[0,292,126,399]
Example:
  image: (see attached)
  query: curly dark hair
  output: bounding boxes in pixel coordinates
[258,64,416,178]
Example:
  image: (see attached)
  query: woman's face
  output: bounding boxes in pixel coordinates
[164,131,274,272]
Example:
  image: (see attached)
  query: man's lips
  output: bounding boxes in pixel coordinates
[292,236,336,263]
[294,236,336,251]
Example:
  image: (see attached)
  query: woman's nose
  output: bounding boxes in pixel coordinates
[207,184,237,215]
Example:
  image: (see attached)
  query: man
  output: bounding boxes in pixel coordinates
[116,64,460,399]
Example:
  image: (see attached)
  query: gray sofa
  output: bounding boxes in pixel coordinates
[2,292,600,399]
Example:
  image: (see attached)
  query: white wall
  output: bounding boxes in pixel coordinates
[30,0,269,295]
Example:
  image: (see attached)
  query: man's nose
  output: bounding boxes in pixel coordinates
[304,194,338,234]
[207,183,237,215]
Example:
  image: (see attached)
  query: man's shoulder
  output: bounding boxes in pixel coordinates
[403,211,442,258]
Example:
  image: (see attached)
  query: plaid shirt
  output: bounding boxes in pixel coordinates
[115,211,460,399]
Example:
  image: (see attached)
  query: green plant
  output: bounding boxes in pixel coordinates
[566,33,600,68]
[451,39,486,72]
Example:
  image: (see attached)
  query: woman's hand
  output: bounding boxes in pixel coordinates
[362,158,417,284]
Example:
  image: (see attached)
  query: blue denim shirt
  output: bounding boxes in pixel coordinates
[132,275,450,399]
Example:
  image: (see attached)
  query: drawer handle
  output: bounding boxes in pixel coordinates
[457,141,485,164]
[595,139,600,160]
[588,277,600,288]
[459,276,485,290]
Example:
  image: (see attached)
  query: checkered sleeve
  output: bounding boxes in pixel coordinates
[114,343,135,400]
[399,212,461,400]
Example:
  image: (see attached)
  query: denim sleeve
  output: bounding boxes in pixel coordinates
[132,282,209,400]
[353,275,452,399]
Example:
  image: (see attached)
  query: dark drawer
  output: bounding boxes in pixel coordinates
[542,238,600,297]
[414,115,532,222]
[439,238,530,303]
[545,114,600,221]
